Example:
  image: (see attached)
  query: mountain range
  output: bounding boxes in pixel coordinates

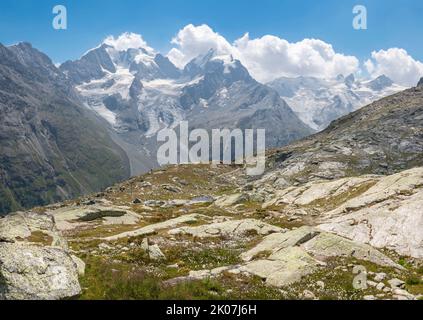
[0,43,130,215]
[0,35,413,215]
[268,74,407,131]
[60,45,313,174]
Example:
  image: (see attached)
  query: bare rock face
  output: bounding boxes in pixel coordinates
[319,168,423,258]
[0,212,82,300]
[418,77,423,87]
[259,85,423,187]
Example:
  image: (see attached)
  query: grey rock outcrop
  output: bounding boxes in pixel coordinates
[0,212,83,300]
[0,243,81,300]
[258,84,423,187]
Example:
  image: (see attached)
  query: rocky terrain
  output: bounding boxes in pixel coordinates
[0,43,130,215]
[1,162,421,300]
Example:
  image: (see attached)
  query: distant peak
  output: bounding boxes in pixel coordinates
[345,73,355,82]
[375,74,392,82]
[336,74,345,81]
[344,73,355,87]
[418,77,423,87]
[367,74,394,91]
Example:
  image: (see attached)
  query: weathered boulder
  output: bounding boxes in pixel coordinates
[141,238,166,261]
[0,212,66,249]
[0,212,83,300]
[0,243,81,300]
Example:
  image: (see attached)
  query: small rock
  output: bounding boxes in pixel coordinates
[133,198,142,204]
[376,282,385,291]
[367,280,378,287]
[149,245,166,261]
[388,278,405,289]
[392,288,415,300]
[374,272,387,282]
[302,290,316,300]
[316,281,325,290]
[139,182,152,188]
[162,184,182,193]
[363,295,376,300]
[141,238,166,261]
[98,243,113,251]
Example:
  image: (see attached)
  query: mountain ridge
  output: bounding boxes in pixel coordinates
[0,42,130,215]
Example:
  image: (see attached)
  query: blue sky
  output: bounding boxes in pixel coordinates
[0,0,422,63]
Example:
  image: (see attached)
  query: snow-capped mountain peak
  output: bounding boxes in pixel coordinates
[268,74,407,131]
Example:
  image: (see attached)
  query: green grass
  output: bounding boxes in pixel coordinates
[78,255,288,300]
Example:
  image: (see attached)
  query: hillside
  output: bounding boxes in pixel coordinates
[0,43,130,215]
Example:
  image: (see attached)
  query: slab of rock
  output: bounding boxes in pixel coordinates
[169,219,282,239]
[319,168,423,258]
[49,205,141,230]
[241,226,318,262]
[0,212,65,248]
[104,214,208,241]
[0,243,81,300]
[214,193,249,208]
[239,247,322,287]
[302,232,403,269]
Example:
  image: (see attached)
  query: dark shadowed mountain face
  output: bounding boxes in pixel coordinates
[61,45,313,174]
[0,43,130,215]
[184,55,312,148]
[259,82,423,186]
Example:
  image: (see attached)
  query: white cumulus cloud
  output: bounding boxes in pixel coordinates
[167,24,360,83]
[104,32,154,53]
[234,34,359,83]
[365,48,423,87]
[167,24,234,69]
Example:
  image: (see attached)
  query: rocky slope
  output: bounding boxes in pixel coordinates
[1,162,420,300]
[0,43,130,215]
[258,82,423,187]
